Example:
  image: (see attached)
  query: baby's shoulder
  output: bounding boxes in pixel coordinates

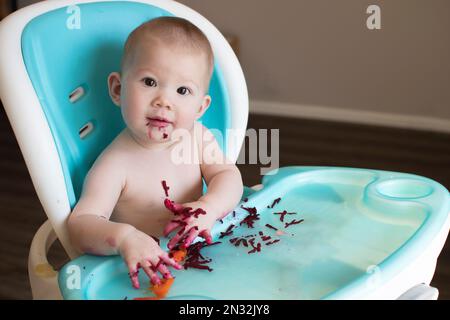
[90,131,130,171]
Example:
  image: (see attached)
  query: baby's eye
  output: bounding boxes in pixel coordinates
[142,77,156,87]
[177,86,191,96]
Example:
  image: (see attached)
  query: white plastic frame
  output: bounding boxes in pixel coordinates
[0,0,248,259]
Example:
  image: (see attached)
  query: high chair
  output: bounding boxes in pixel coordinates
[0,0,448,300]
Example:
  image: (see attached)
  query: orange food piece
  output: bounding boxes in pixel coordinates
[151,277,175,299]
[133,278,175,300]
[171,248,187,263]
[133,248,185,300]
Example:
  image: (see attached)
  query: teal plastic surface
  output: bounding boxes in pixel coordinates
[21,1,230,207]
[59,166,450,300]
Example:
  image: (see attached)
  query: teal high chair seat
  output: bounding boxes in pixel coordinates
[1,0,449,300]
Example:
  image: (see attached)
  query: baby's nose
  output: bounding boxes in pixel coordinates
[153,93,172,109]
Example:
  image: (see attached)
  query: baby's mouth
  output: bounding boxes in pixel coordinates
[146,116,172,128]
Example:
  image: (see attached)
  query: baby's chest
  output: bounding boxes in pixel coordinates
[121,156,203,206]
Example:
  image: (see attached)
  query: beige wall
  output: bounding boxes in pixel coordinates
[181,0,450,120]
[16,0,450,120]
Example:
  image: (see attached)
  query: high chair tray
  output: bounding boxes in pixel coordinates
[59,166,450,300]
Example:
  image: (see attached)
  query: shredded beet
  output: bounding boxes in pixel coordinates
[164,198,206,220]
[243,197,248,202]
[163,133,168,139]
[241,205,257,215]
[269,197,281,208]
[248,238,261,254]
[259,231,272,242]
[219,219,224,224]
[239,206,260,228]
[183,241,221,272]
[219,224,235,239]
[284,219,304,228]
[274,210,296,222]
[265,224,278,231]
[161,180,170,197]
[234,238,249,247]
[232,211,236,217]
[265,239,280,246]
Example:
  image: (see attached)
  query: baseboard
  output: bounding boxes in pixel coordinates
[250,100,450,134]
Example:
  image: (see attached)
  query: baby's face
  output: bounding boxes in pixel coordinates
[109,38,211,149]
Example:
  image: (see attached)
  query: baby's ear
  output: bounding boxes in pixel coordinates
[107,72,122,107]
[195,95,212,120]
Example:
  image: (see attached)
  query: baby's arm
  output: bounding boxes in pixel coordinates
[197,126,244,220]
[164,124,243,248]
[67,153,181,287]
[67,154,134,256]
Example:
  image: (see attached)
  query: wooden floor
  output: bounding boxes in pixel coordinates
[0,106,449,300]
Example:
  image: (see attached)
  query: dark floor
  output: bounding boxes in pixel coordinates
[0,105,449,299]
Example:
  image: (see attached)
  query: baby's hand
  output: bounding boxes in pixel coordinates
[163,200,218,250]
[118,229,182,289]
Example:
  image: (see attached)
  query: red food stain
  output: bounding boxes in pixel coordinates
[161,180,170,197]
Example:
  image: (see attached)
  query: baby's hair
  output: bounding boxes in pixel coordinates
[121,16,214,82]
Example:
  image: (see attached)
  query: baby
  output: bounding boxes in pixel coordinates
[67,17,244,289]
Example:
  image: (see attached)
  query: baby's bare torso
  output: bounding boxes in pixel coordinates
[106,127,203,238]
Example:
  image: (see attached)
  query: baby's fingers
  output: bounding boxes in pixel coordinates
[127,261,141,289]
[156,261,173,279]
[199,230,213,245]
[163,220,182,237]
[167,230,185,250]
[142,261,161,286]
[160,254,183,270]
[181,226,200,248]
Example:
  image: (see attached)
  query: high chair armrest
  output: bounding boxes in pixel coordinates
[397,284,439,300]
[28,220,63,300]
